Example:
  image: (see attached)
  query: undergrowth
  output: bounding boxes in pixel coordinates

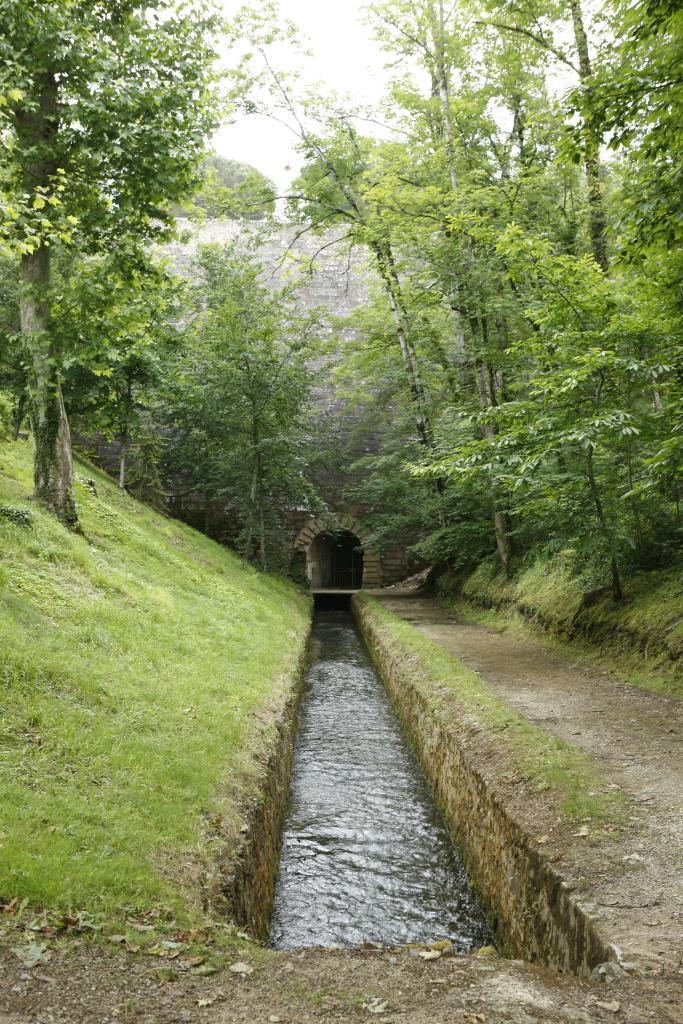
[450,554,683,699]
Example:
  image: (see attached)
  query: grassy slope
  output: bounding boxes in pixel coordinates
[0,440,310,929]
[445,557,683,698]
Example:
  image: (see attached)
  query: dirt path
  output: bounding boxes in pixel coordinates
[374,594,683,974]
[2,941,682,1024]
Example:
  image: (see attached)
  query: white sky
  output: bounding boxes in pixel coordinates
[212,0,391,193]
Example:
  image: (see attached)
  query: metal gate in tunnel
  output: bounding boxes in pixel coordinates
[308,530,363,590]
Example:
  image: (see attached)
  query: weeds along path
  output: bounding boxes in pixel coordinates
[374,594,683,975]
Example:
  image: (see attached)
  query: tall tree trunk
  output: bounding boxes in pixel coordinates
[16,72,78,527]
[118,378,133,489]
[570,0,609,271]
[20,247,78,528]
[371,240,433,449]
[259,496,267,573]
[473,354,511,573]
[586,442,623,600]
[243,453,259,566]
[431,0,459,192]
[430,12,509,542]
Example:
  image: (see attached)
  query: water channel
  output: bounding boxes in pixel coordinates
[269,608,492,951]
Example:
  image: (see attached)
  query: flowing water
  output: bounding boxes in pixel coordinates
[269,608,492,951]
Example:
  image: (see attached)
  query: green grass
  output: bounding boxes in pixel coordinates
[359,594,622,823]
[0,440,310,932]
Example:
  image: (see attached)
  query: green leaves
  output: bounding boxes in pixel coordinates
[0,0,220,256]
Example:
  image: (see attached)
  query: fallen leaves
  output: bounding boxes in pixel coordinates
[363,996,389,1014]
[191,963,219,977]
[185,955,206,967]
[149,944,180,960]
[12,942,52,968]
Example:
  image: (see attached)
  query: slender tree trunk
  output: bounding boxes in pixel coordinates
[245,407,264,568]
[585,442,623,600]
[625,440,644,551]
[243,454,259,566]
[16,72,78,528]
[371,240,433,448]
[259,496,267,573]
[118,378,134,489]
[570,0,609,272]
[432,0,459,192]
[118,441,127,490]
[473,355,511,573]
[12,392,27,441]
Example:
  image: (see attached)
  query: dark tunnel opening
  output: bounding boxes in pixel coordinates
[308,530,364,590]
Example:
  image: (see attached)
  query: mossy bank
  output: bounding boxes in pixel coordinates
[438,555,683,698]
[0,439,310,939]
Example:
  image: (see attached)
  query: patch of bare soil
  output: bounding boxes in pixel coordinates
[1,942,681,1024]
[375,595,683,978]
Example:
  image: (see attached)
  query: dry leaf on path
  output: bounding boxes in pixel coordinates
[364,997,389,1014]
[229,961,254,976]
[13,943,51,969]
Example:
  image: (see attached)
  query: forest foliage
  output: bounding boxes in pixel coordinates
[1,0,681,596]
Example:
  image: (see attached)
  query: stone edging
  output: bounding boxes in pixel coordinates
[213,629,311,942]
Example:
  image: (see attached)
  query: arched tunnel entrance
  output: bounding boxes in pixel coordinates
[308,530,363,590]
[293,514,382,590]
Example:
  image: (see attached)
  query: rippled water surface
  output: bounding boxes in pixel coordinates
[269,609,492,950]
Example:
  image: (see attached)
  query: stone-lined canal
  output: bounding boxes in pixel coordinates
[269,608,491,950]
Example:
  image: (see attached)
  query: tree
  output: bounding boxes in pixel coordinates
[179,155,277,220]
[573,0,683,263]
[476,0,611,270]
[0,0,218,526]
[58,251,183,489]
[163,243,321,571]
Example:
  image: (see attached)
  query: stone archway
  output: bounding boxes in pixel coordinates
[294,514,381,589]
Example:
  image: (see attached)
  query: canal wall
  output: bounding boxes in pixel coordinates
[352,594,618,977]
[214,628,311,942]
